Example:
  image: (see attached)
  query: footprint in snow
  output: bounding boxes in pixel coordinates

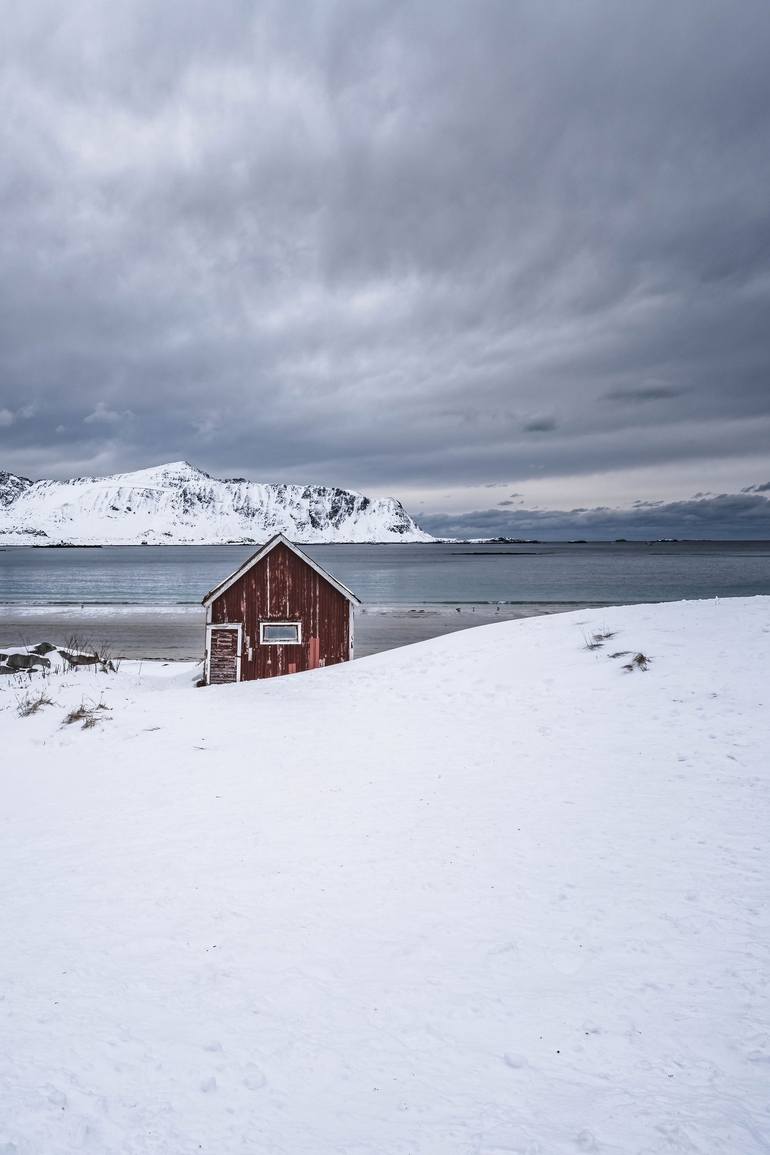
[575,1131,600,1152]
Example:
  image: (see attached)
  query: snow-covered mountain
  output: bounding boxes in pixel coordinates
[0,461,434,544]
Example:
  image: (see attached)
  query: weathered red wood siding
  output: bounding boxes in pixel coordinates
[210,542,350,680]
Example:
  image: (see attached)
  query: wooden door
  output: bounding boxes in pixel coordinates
[208,625,241,684]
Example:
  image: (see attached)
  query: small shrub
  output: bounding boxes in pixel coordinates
[94,640,120,673]
[61,633,119,672]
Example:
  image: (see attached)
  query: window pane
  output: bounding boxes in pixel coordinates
[262,623,299,642]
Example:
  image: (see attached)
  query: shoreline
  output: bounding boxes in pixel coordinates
[0,600,606,661]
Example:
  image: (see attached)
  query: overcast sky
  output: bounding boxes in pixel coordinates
[2,0,769,536]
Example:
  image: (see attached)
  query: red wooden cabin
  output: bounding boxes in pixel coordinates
[201,534,361,684]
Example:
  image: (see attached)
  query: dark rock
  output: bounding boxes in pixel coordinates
[59,650,100,666]
[5,653,50,670]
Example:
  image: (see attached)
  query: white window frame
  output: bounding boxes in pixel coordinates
[259,620,302,645]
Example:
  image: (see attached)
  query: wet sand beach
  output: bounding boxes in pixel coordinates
[0,601,602,662]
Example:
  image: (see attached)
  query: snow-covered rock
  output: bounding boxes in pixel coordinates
[1,598,768,1153]
[0,641,108,677]
[0,460,434,544]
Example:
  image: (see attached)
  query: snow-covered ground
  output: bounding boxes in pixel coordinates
[1,598,769,1154]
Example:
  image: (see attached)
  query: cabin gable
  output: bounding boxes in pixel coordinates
[204,539,355,681]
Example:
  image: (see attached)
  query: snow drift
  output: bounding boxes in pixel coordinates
[0,460,434,544]
[1,598,768,1153]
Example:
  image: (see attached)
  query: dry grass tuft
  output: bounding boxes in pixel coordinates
[17,691,56,717]
[63,699,112,729]
[583,625,619,651]
[622,652,652,672]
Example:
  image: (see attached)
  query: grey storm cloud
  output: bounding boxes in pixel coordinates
[603,384,683,404]
[522,415,558,434]
[422,489,770,541]
[1,0,769,516]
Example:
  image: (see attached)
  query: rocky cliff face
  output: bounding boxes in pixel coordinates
[0,461,434,544]
[0,471,32,507]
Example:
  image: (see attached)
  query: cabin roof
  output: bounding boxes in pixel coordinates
[201,533,362,607]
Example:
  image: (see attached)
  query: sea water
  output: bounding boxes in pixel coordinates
[1,540,769,606]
